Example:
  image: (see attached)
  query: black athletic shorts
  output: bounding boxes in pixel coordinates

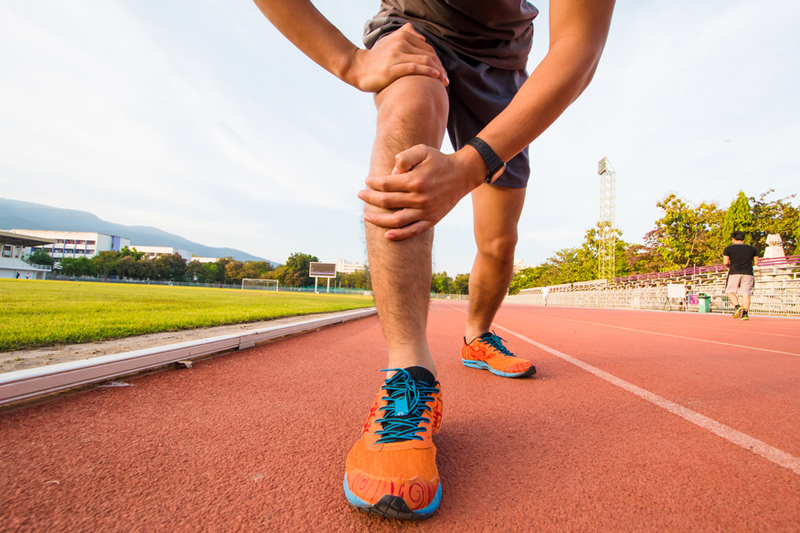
[364,17,530,189]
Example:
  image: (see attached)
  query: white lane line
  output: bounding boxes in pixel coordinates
[441,304,800,476]
[532,313,800,340]
[493,324,800,476]
[523,314,800,358]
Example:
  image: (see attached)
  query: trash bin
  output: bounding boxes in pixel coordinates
[698,294,711,313]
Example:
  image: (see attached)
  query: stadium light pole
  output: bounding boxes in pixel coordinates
[597,157,617,282]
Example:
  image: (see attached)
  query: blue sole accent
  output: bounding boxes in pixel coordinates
[343,473,442,518]
[461,358,535,378]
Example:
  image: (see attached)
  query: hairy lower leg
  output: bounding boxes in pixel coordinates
[364,76,447,377]
[728,293,740,307]
[367,222,435,373]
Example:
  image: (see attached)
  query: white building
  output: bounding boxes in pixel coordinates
[513,258,533,274]
[132,246,192,261]
[0,230,56,280]
[7,230,130,259]
[337,258,366,274]
[190,257,220,264]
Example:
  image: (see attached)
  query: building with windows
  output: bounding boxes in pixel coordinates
[132,246,192,261]
[189,257,220,264]
[337,258,366,274]
[6,230,130,260]
[0,230,56,279]
[513,258,533,274]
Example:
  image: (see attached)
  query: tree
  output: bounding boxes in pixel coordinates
[154,253,187,281]
[58,257,96,277]
[431,272,453,294]
[27,249,55,267]
[185,260,206,282]
[115,256,138,279]
[722,191,754,243]
[279,253,319,287]
[750,190,799,255]
[452,273,470,295]
[93,251,120,278]
[645,194,723,269]
[224,260,246,284]
[119,246,145,261]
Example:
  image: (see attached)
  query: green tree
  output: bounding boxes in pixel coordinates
[27,249,55,267]
[431,272,453,294]
[452,273,470,295]
[722,191,754,243]
[336,267,371,290]
[115,256,138,279]
[154,253,187,281]
[93,251,120,278]
[279,253,319,287]
[750,190,799,255]
[185,260,206,282]
[119,246,145,261]
[645,194,723,269]
[224,260,246,284]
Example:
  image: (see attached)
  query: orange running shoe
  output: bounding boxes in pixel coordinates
[344,367,443,520]
[462,331,536,378]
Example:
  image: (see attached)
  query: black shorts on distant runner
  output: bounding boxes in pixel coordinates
[364,17,531,189]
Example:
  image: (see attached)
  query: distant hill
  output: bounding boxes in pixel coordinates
[0,198,277,265]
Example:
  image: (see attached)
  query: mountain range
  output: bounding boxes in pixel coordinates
[0,198,276,264]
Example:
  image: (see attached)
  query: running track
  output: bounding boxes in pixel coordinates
[1,303,799,531]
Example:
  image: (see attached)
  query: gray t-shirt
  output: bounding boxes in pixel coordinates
[364,0,539,70]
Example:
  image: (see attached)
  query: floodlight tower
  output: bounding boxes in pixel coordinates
[597,157,616,281]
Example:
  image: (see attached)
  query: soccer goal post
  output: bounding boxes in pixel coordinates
[242,278,279,291]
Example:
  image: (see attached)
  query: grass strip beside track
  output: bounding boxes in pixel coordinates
[0,279,373,351]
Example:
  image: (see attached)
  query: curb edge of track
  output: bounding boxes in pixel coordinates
[0,308,377,407]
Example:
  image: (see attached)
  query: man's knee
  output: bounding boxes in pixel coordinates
[374,76,449,153]
[477,232,518,264]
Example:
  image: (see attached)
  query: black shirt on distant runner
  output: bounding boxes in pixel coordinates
[723,244,757,275]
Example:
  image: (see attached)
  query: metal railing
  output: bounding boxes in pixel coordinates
[508,278,800,317]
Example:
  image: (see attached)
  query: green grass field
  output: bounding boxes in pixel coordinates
[0,279,373,352]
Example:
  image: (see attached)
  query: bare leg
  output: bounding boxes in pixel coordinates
[741,294,751,311]
[366,76,448,376]
[465,185,526,342]
[727,292,740,308]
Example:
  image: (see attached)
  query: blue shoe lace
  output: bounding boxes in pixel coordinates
[374,368,439,444]
[479,331,514,356]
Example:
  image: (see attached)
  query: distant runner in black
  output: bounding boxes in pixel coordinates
[723,231,759,320]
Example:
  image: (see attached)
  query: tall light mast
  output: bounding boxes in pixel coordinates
[597,157,616,281]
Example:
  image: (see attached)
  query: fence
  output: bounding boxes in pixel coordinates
[508,277,800,317]
[47,276,373,295]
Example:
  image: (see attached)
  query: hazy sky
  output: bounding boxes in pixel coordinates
[2,0,798,274]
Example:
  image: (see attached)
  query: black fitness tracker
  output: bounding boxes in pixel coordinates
[466,137,505,184]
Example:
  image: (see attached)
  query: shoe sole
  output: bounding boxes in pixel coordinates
[461,359,536,378]
[343,474,442,520]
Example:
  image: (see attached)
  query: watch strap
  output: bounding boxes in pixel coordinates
[466,137,505,183]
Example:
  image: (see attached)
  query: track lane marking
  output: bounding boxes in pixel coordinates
[441,303,800,476]
[511,312,800,358]
[493,324,800,476]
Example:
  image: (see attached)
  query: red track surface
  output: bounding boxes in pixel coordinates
[2,303,799,531]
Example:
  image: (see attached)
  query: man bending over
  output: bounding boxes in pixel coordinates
[254,0,615,519]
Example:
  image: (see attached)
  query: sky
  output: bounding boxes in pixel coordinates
[1,0,798,274]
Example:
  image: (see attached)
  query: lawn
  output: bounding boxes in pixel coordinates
[0,279,373,351]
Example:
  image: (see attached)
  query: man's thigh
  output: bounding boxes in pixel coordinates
[726,274,744,294]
